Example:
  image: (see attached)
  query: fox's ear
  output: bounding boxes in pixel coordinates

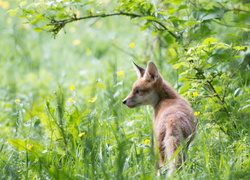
[132,62,145,78]
[144,61,159,81]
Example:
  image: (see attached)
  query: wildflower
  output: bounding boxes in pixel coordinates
[88,96,97,103]
[194,111,201,116]
[144,139,150,144]
[193,92,199,97]
[117,71,124,76]
[68,98,76,103]
[78,132,86,137]
[70,85,76,91]
[129,42,135,48]
[15,99,20,103]
[2,1,9,9]
[27,144,34,150]
[72,39,81,46]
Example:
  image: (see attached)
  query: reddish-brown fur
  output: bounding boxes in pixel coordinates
[123,62,196,176]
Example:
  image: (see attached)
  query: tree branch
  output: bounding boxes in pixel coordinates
[48,12,179,40]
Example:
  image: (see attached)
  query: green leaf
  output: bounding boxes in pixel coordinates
[139,16,158,21]
[97,82,106,90]
[19,1,27,8]
[156,11,168,16]
[233,46,248,51]
[6,9,18,16]
[7,139,45,152]
[202,37,217,45]
[172,62,188,69]
[33,28,43,32]
[38,113,62,141]
[239,104,250,113]
[167,7,178,15]
[183,21,198,27]
[140,23,150,31]
[179,70,188,76]
[178,5,188,10]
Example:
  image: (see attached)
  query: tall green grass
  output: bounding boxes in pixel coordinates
[1,1,250,180]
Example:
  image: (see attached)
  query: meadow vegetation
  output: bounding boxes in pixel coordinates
[1,0,250,179]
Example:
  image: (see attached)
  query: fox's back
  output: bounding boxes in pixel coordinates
[154,95,196,139]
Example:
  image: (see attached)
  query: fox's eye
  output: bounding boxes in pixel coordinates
[136,90,141,94]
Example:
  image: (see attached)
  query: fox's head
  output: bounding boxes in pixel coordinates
[122,61,162,108]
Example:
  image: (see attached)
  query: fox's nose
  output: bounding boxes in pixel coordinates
[122,100,127,104]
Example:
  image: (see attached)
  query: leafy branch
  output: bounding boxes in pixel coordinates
[47,12,179,39]
[193,67,238,130]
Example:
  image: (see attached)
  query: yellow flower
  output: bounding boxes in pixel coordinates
[194,111,201,116]
[15,99,20,103]
[72,39,81,46]
[70,85,75,91]
[129,42,135,48]
[117,71,124,76]
[88,96,97,103]
[68,98,76,103]
[193,92,199,97]
[144,139,150,144]
[2,1,9,9]
[27,144,34,150]
[78,132,86,137]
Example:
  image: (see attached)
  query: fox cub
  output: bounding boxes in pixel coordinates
[123,61,196,175]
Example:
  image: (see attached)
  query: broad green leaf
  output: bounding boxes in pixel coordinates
[179,84,191,94]
[202,37,217,45]
[179,70,188,76]
[140,23,150,31]
[42,25,54,29]
[139,16,158,21]
[239,104,250,113]
[178,5,188,10]
[162,0,182,5]
[156,11,168,16]
[233,46,248,51]
[19,1,27,7]
[97,82,106,90]
[231,56,243,59]
[33,28,43,32]
[6,9,18,16]
[168,47,177,58]
[167,7,178,15]
[38,113,62,141]
[172,62,189,69]
[202,13,219,21]
[183,21,198,27]
[7,139,45,153]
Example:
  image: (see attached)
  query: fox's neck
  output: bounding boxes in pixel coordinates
[156,79,179,100]
[153,79,179,105]
[153,80,179,114]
